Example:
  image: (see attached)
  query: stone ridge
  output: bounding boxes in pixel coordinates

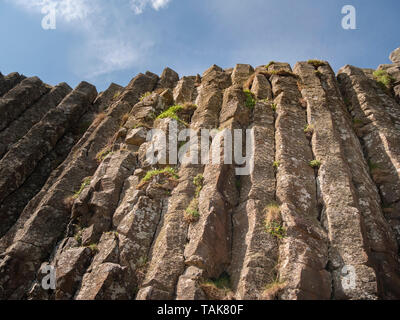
[0,47,400,300]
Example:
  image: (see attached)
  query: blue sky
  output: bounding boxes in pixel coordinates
[0,0,399,91]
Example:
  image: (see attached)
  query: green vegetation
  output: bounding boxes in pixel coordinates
[373,70,394,91]
[73,177,91,199]
[243,90,256,109]
[156,105,188,125]
[314,70,323,78]
[264,203,286,239]
[205,273,231,290]
[193,174,204,197]
[304,124,314,134]
[200,272,233,300]
[113,91,121,100]
[265,61,275,69]
[271,103,277,112]
[307,59,326,68]
[87,243,99,253]
[184,198,200,223]
[96,147,113,163]
[273,161,280,169]
[309,159,322,168]
[140,167,179,186]
[184,174,204,223]
[140,91,152,101]
[265,221,287,239]
[263,279,287,300]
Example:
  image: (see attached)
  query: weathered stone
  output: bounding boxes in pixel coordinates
[157,67,179,90]
[0,72,26,97]
[0,77,49,131]
[159,88,174,106]
[0,82,72,159]
[54,247,93,300]
[94,82,123,111]
[251,74,272,100]
[296,62,378,300]
[125,127,147,146]
[0,73,156,299]
[272,64,331,300]
[174,76,196,104]
[390,47,400,64]
[75,263,132,300]
[231,64,254,86]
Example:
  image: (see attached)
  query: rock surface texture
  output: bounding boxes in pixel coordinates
[1,48,400,300]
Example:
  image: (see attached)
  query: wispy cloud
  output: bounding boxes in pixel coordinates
[130,0,171,14]
[8,0,171,78]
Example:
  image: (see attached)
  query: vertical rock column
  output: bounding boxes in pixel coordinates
[138,65,231,300]
[338,66,400,250]
[319,64,400,299]
[295,61,378,299]
[270,63,331,300]
[229,71,278,300]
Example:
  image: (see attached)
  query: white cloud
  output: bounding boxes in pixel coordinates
[130,0,171,14]
[8,0,171,78]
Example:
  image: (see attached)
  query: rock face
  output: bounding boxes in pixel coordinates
[1,47,400,300]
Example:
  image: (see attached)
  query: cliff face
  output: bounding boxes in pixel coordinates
[0,48,400,300]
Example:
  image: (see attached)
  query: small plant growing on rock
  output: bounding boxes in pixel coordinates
[156,105,188,126]
[87,243,99,253]
[113,91,121,100]
[265,61,275,69]
[184,174,204,223]
[314,70,323,78]
[184,198,200,223]
[309,159,321,168]
[373,70,394,91]
[262,278,287,300]
[264,202,286,239]
[271,103,277,112]
[193,173,204,197]
[138,166,179,189]
[273,161,280,169]
[96,147,113,163]
[307,59,326,68]
[140,91,151,101]
[73,177,91,199]
[200,272,233,300]
[304,124,314,133]
[243,90,256,109]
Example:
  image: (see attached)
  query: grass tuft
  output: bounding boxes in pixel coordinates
[307,59,326,68]
[243,90,256,109]
[264,202,286,239]
[309,159,321,168]
[73,177,91,199]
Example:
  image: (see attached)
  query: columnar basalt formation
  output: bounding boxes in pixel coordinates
[1,47,400,300]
